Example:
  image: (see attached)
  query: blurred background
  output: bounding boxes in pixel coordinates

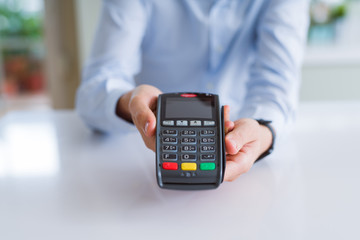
[0,0,359,117]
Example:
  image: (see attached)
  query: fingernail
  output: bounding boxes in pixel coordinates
[144,122,149,134]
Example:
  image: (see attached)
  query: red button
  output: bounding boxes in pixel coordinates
[181,93,197,98]
[162,162,178,170]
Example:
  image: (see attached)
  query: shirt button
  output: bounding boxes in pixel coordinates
[207,82,214,90]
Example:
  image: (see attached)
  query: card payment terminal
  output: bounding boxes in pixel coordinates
[156,93,225,190]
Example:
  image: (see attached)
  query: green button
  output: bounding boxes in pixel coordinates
[200,163,216,171]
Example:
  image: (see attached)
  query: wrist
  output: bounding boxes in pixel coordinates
[256,119,275,161]
[116,90,133,122]
[259,124,272,154]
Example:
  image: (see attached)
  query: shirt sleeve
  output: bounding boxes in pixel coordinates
[75,0,149,133]
[238,0,309,138]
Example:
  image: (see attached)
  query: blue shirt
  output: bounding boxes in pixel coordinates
[76,0,309,137]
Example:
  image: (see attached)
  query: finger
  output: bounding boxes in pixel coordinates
[144,135,156,151]
[224,105,230,122]
[225,136,239,155]
[224,143,257,181]
[137,118,156,151]
[223,105,235,134]
[144,114,157,137]
[224,158,246,182]
[138,119,156,151]
[225,120,235,134]
[130,96,157,137]
[224,121,234,155]
[225,119,258,155]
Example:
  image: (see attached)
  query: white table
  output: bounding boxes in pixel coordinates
[1,102,360,240]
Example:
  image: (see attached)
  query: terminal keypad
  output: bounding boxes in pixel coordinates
[160,121,217,172]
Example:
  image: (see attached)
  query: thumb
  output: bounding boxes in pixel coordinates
[225,119,257,155]
[143,110,156,137]
[130,97,157,137]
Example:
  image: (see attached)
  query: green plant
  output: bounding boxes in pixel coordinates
[310,1,348,26]
[0,1,43,38]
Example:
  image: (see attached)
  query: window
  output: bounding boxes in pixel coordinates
[0,0,50,116]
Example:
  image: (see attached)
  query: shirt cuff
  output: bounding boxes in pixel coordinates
[104,88,137,133]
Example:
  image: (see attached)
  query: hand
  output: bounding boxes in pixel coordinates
[223,105,273,181]
[116,84,162,151]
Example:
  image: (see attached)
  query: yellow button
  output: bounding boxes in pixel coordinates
[181,163,197,171]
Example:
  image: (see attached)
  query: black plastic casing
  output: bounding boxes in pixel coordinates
[156,93,225,190]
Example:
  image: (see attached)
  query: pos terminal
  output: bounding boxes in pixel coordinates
[155,93,225,190]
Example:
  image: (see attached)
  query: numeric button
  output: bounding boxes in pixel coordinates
[181,154,196,161]
[200,145,215,152]
[162,130,177,136]
[201,137,215,144]
[163,137,177,144]
[181,145,196,152]
[181,137,196,144]
[181,130,196,136]
[200,130,215,136]
[163,145,177,152]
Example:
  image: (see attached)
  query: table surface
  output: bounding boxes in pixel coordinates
[1,102,360,240]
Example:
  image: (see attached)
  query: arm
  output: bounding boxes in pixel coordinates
[75,0,150,133]
[239,0,310,137]
[224,0,309,181]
